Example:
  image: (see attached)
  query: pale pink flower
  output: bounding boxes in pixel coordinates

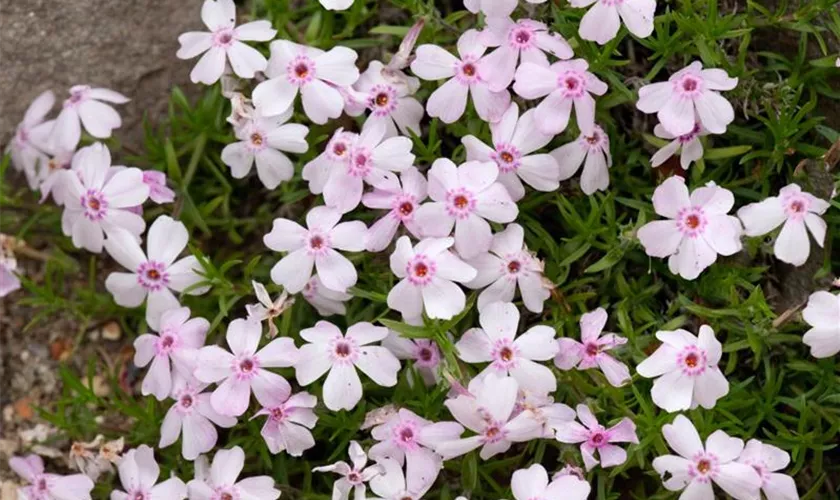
[254,391,319,456]
[50,85,129,152]
[465,0,548,16]
[320,120,415,213]
[313,441,383,500]
[186,446,281,500]
[652,415,761,500]
[104,215,208,330]
[415,159,518,258]
[554,307,631,387]
[737,184,829,266]
[637,61,738,136]
[382,333,442,386]
[736,439,799,500]
[133,306,209,400]
[455,301,559,393]
[38,149,75,205]
[61,143,150,253]
[246,281,294,338]
[465,223,551,313]
[302,275,352,316]
[510,464,591,500]
[553,405,638,471]
[514,60,607,137]
[552,463,586,481]
[294,321,400,411]
[320,0,354,10]
[368,457,438,500]
[221,107,309,189]
[264,206,366,293]
[176,0,277,85]
[8,90,54,190]
[369,408,462,481]
[387,236,477,320]
[111,445,187,500]
[347,61,424,137]
[195,318,299,416]
[9,454,94,500]
[0,235,21,298]
[636,177,743,280]
[436,375,543,460]
[636,325,729,412]
[651,122,708,170]
[463,103,559,200]
[410,30,511,123]
[159,378,236,460]
[572,0,656,45]
[142,171,176,204]
[479,18,574,92]
[802,291,840,358]
[252,40,359,122]
[511,389,575,439]
[302,128,357,195]
[551,124,612,195]
[363,166,428,252]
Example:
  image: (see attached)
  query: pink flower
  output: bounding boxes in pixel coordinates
[382,333,442,386]
[387,236,477,320]
[50,85,129,152]
[321,120,415,213]
[9,454,94,500]
[551,124,612,195]
[572,0,656,45]
[187,446,281,500]
[651,122,708,170]
[142,171,176,204]
[38,149,75,205]
[112,445,187,500]
[802,291,840,358]
[348,61,424,137]
[465,223,551,313]
[313,441,383,500]
[294,321,400,411]
[369,409,462,478]
[513,59,607,136]
[363,166,428,252]
[0,235,21,298]
[479,18,574,92]
[302,276,352,316]
[636,177,743,280]
[511,389,575,439]
[133,306,210,400]
[554,307,631,387]
[652,415,761,500]
[176,0,277,85]
[636,325,729,412]
[436,375,543,460]
[246,281,294,338]
[8,90,54,190]
[736,439,799,500]
[455,302,559,393]
[159,378,236,460]
[254,391,319,456]
[302,128,357,195]
[553,405,638,471]
[737,184,829,267]
[465,0,548,16]
[264,206,367,293]
[61,143,150,253]
[463,103,559,200]
[410,30,511,123]
[252,40,359,122]
[221,108,309,189]
[195,318,299,417]
[104,215,208,330]
[637,61,738,136]
[415,159,518,258]
[510,464,591,500]
[368,457,438,500]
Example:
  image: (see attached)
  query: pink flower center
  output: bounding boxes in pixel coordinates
[326,133,354,162]
[491,339,519,370]
[579,126,608,152]
[674,74,704,98]
[233,355,260,380]
[15,127,30,145]
[81,189,108,220]
[587,428,609,448]
[391,194,417,222]
[247,130,267,152]
[330,337,359,365]
[35,476,49,492]
[482,420,507,443]
[368,85,398,116]
[213,28,235,47]
[156,330,179,355]
[559,71,587,98]
[445,187,477,219]
[302,277,318,299]
[456,55,481,85]
[270,406,286,422]
[305,230,331,256]
[180,394,194,409]
[782,194,810,222]
[287,55,316,85]
[742,459,769,484]
[689,452,719,482]
[414,341,440,368]
[678,123,702,144]
[214,486,239,500]
[676,207,708,238]
[131,490,148,500]
[348,147,373,177]
[677,345,708,376]
[600,0,625,5]
[64,86,90,108]
[136,261,170,292]
[406,254,437,286]
[347,470,363,485]
[491,144,522,173]
[509,25,535,50]
[392,420,421,451]
[584,342,600,357]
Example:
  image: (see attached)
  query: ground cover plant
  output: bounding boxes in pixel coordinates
[2,0,840,498]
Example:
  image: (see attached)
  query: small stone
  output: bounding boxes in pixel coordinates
[2,406,13,423]
[101,321,121,341]
[13,397,33,420]
[83,375,110,397]
[1,480,20,499]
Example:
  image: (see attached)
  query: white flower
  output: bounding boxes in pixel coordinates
[187,446,281,499]
[362,166,428,252]
[510,463,591,500]
[302,276,352,316]
[111,445,187,500]
[159,379,236,460]
[8,90,54,190]
[347,61,424,138]
[313,441,383,500]
[368,457,438,500]
[246,281,294,338]
[651,122,708,170]
[572,0,656,45]
[551,125,612,195]
[736,439,799,500]
[51,86,129,152]
[802,291,840,358]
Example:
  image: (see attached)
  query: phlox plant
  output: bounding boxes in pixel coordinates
[1,0,840,499]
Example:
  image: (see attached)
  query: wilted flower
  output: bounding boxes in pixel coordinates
[554,307,631,387]
[553,405,638,471]
[651,122,708,170]
[176,0,277,84]
[802,291,840,358]
[302,276,352,316]
[636,325,729,412]
[313,441,382,500]
[187,446,281,499]
[9,454,94,500]
[510,464,591,500]
[159,378,236,460]
[68,435,124,481]
[571,0,656,45]
[511,389,575,439]
[51,86,129,152]
[551,124,612,195]
[111,445,187,500]
[246,281,295,338]
[348,61,424,138]
[254,391,319,456]
[8,90,54,189]
[736,439,799,500]
[363,166,428,252]
[368,457,438,500]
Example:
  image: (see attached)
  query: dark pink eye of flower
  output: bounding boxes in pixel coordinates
[335,342,351,357]
[683,79,698,92]
[684,352,699,368]
[147,269,161,281]
[271,407,285,419]
[453,195,469,209]
[240,359,255,372]
[585,343,599,356]
[591,432,605,445]
[294,63,309,78]
[462,63,476,76]
[696,459,711,474]
[218,32,232,44]
[399,427,415,442]
[499,346,514,362]
[133,492,146,500]
[161,335,174,348]
[790,201,804,213]
[375,93,390,107]
[418,348,432,362]
[414,262,429,277]
[310,236,324,249]
[399,202,414,216]
[507,261,521,274]
[515,30,530,44]
[221,494,233,500]
[180,395,193,408]
[37,478,48,491]
[333,143,347,156]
